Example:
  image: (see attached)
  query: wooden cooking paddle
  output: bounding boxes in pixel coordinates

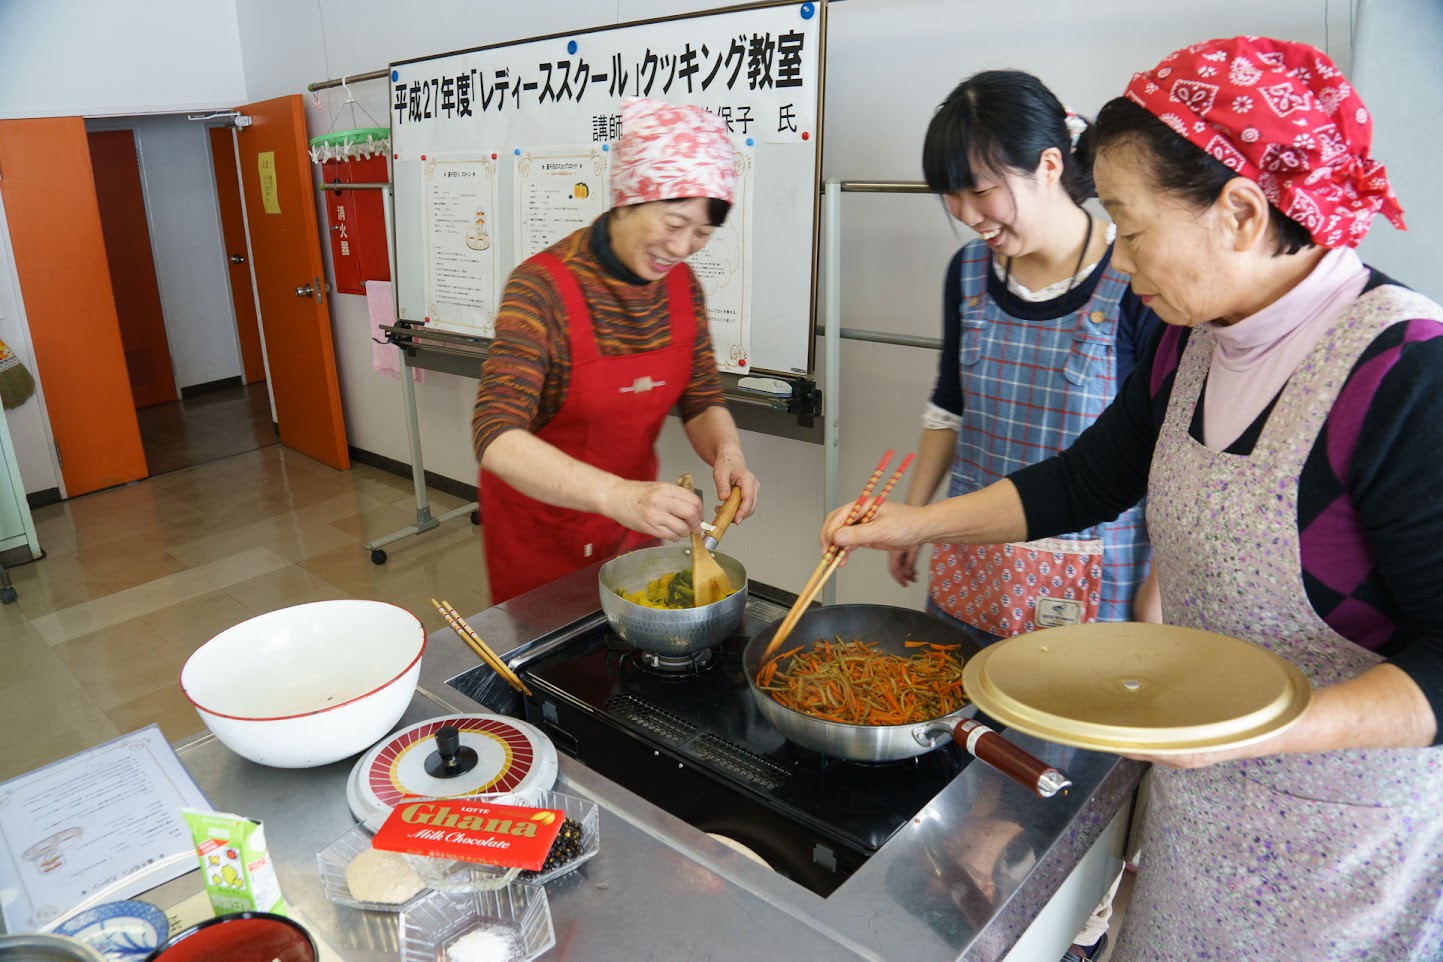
[677,474,732,606]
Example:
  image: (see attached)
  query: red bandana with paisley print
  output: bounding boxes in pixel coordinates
[1123,35,1405,249]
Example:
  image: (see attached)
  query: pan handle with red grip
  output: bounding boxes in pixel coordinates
[954,718,1072,798]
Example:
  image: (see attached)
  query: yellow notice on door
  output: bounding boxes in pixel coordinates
[258,151,281,214]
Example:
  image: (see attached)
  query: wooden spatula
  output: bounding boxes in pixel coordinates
[678,474,732,606]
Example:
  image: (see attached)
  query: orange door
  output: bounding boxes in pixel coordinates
[234,95,349,470]
[87,129,179,408]
[0,118,147,496]
[209,126,265,384]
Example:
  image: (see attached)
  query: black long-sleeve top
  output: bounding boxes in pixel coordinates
[1010,270,1443,741]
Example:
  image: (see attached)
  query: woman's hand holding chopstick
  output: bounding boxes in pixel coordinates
[817,452,920,561]
[820,500,932,556]
[821,477,1034,559]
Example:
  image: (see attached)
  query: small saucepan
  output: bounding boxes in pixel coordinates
[599,544,748,655]
[744,604,1071,798]
[598,487,748,656]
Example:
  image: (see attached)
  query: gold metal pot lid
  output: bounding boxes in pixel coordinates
[961,622,1312,755]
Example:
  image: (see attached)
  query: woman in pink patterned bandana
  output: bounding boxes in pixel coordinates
[473,98,759,604]
[824,36,1443,961]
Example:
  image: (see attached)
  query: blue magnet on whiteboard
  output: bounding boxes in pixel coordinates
[514,148,521,155]
[746,137,755,147]
[800,3,815,19]
[391,69,399,82]
[602,143,610,151]
[567,40,578,55]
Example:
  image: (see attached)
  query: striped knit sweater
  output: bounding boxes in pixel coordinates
[1012,270,1443,739]
[471,213,724,461]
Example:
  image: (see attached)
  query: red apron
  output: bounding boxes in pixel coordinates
[479,252,695,604]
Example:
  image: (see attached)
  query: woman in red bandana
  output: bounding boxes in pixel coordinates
[473,98,759,604]
[824,36,1443,960]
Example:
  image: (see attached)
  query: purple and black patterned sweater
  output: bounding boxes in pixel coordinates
[1011,270,1443,741]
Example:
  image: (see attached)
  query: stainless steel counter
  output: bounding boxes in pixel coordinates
[170,564,1144,961]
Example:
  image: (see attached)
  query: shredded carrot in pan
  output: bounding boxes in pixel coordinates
[758,637,969,726]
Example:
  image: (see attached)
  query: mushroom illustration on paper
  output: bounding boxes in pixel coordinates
[22,826,83,875]
[465,208,491,251]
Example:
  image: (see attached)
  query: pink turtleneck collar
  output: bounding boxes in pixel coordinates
[1202,246,1370,449]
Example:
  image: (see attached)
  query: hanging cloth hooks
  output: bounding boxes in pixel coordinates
[309,75,391,164]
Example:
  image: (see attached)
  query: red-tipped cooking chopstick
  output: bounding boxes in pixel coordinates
[789,450,892,607]
[761,452,915,663]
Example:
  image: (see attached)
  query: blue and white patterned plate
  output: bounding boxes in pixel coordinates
[54,900,169,962]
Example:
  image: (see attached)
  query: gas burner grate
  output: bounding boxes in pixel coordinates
[689,734,791,791]
[639,646,719,676]
[605,694,697,746]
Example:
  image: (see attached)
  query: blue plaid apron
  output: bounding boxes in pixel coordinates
[929,239,1151,639]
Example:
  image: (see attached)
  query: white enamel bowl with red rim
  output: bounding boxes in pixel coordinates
[180,600,425,768]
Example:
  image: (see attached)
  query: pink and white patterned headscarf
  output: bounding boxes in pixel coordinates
[611,98,735,208]
[1123,36,1405,248]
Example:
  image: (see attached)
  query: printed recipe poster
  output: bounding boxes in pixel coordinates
[0,726,211,931]
[514,146,609,263]
[424,155,501,336]
[688,142,754,373]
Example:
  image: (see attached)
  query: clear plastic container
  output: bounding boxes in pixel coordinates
[401,791,600,891]
[399,881,555,962]
[317,819,430,913]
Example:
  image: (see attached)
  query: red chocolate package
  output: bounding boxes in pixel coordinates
[370,797,564,872]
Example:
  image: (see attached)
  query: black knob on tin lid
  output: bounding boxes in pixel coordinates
[424,725,478,779]
[436,725,461,757]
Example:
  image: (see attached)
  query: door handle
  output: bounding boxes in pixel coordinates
[295,283,314,298]
[295,279,331,299]
[230,253,246,265]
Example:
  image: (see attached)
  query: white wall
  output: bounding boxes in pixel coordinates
[0,196,61,496]
[230,0,1371,609]
[1351,0,1443,305]
[86,116,243,391]
[0,0,247,119]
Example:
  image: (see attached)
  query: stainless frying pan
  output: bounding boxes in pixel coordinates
[744,605,1071,798]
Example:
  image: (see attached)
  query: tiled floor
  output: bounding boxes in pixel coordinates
[0,444,488,782]
[136,381,278,476]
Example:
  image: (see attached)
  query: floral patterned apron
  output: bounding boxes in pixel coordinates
[1113,287,1443,961]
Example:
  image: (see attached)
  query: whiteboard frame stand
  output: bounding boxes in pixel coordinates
[820,178,937,605]
[319,180,480,565]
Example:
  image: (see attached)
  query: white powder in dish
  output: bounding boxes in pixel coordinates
[345,847,425,904]
[446,927,519,962]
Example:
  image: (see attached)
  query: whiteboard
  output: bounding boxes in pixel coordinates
[389,1,824,377]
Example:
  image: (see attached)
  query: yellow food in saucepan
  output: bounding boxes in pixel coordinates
[618,569,735,609]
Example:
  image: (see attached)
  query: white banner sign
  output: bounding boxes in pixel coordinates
[390,3,820,158]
